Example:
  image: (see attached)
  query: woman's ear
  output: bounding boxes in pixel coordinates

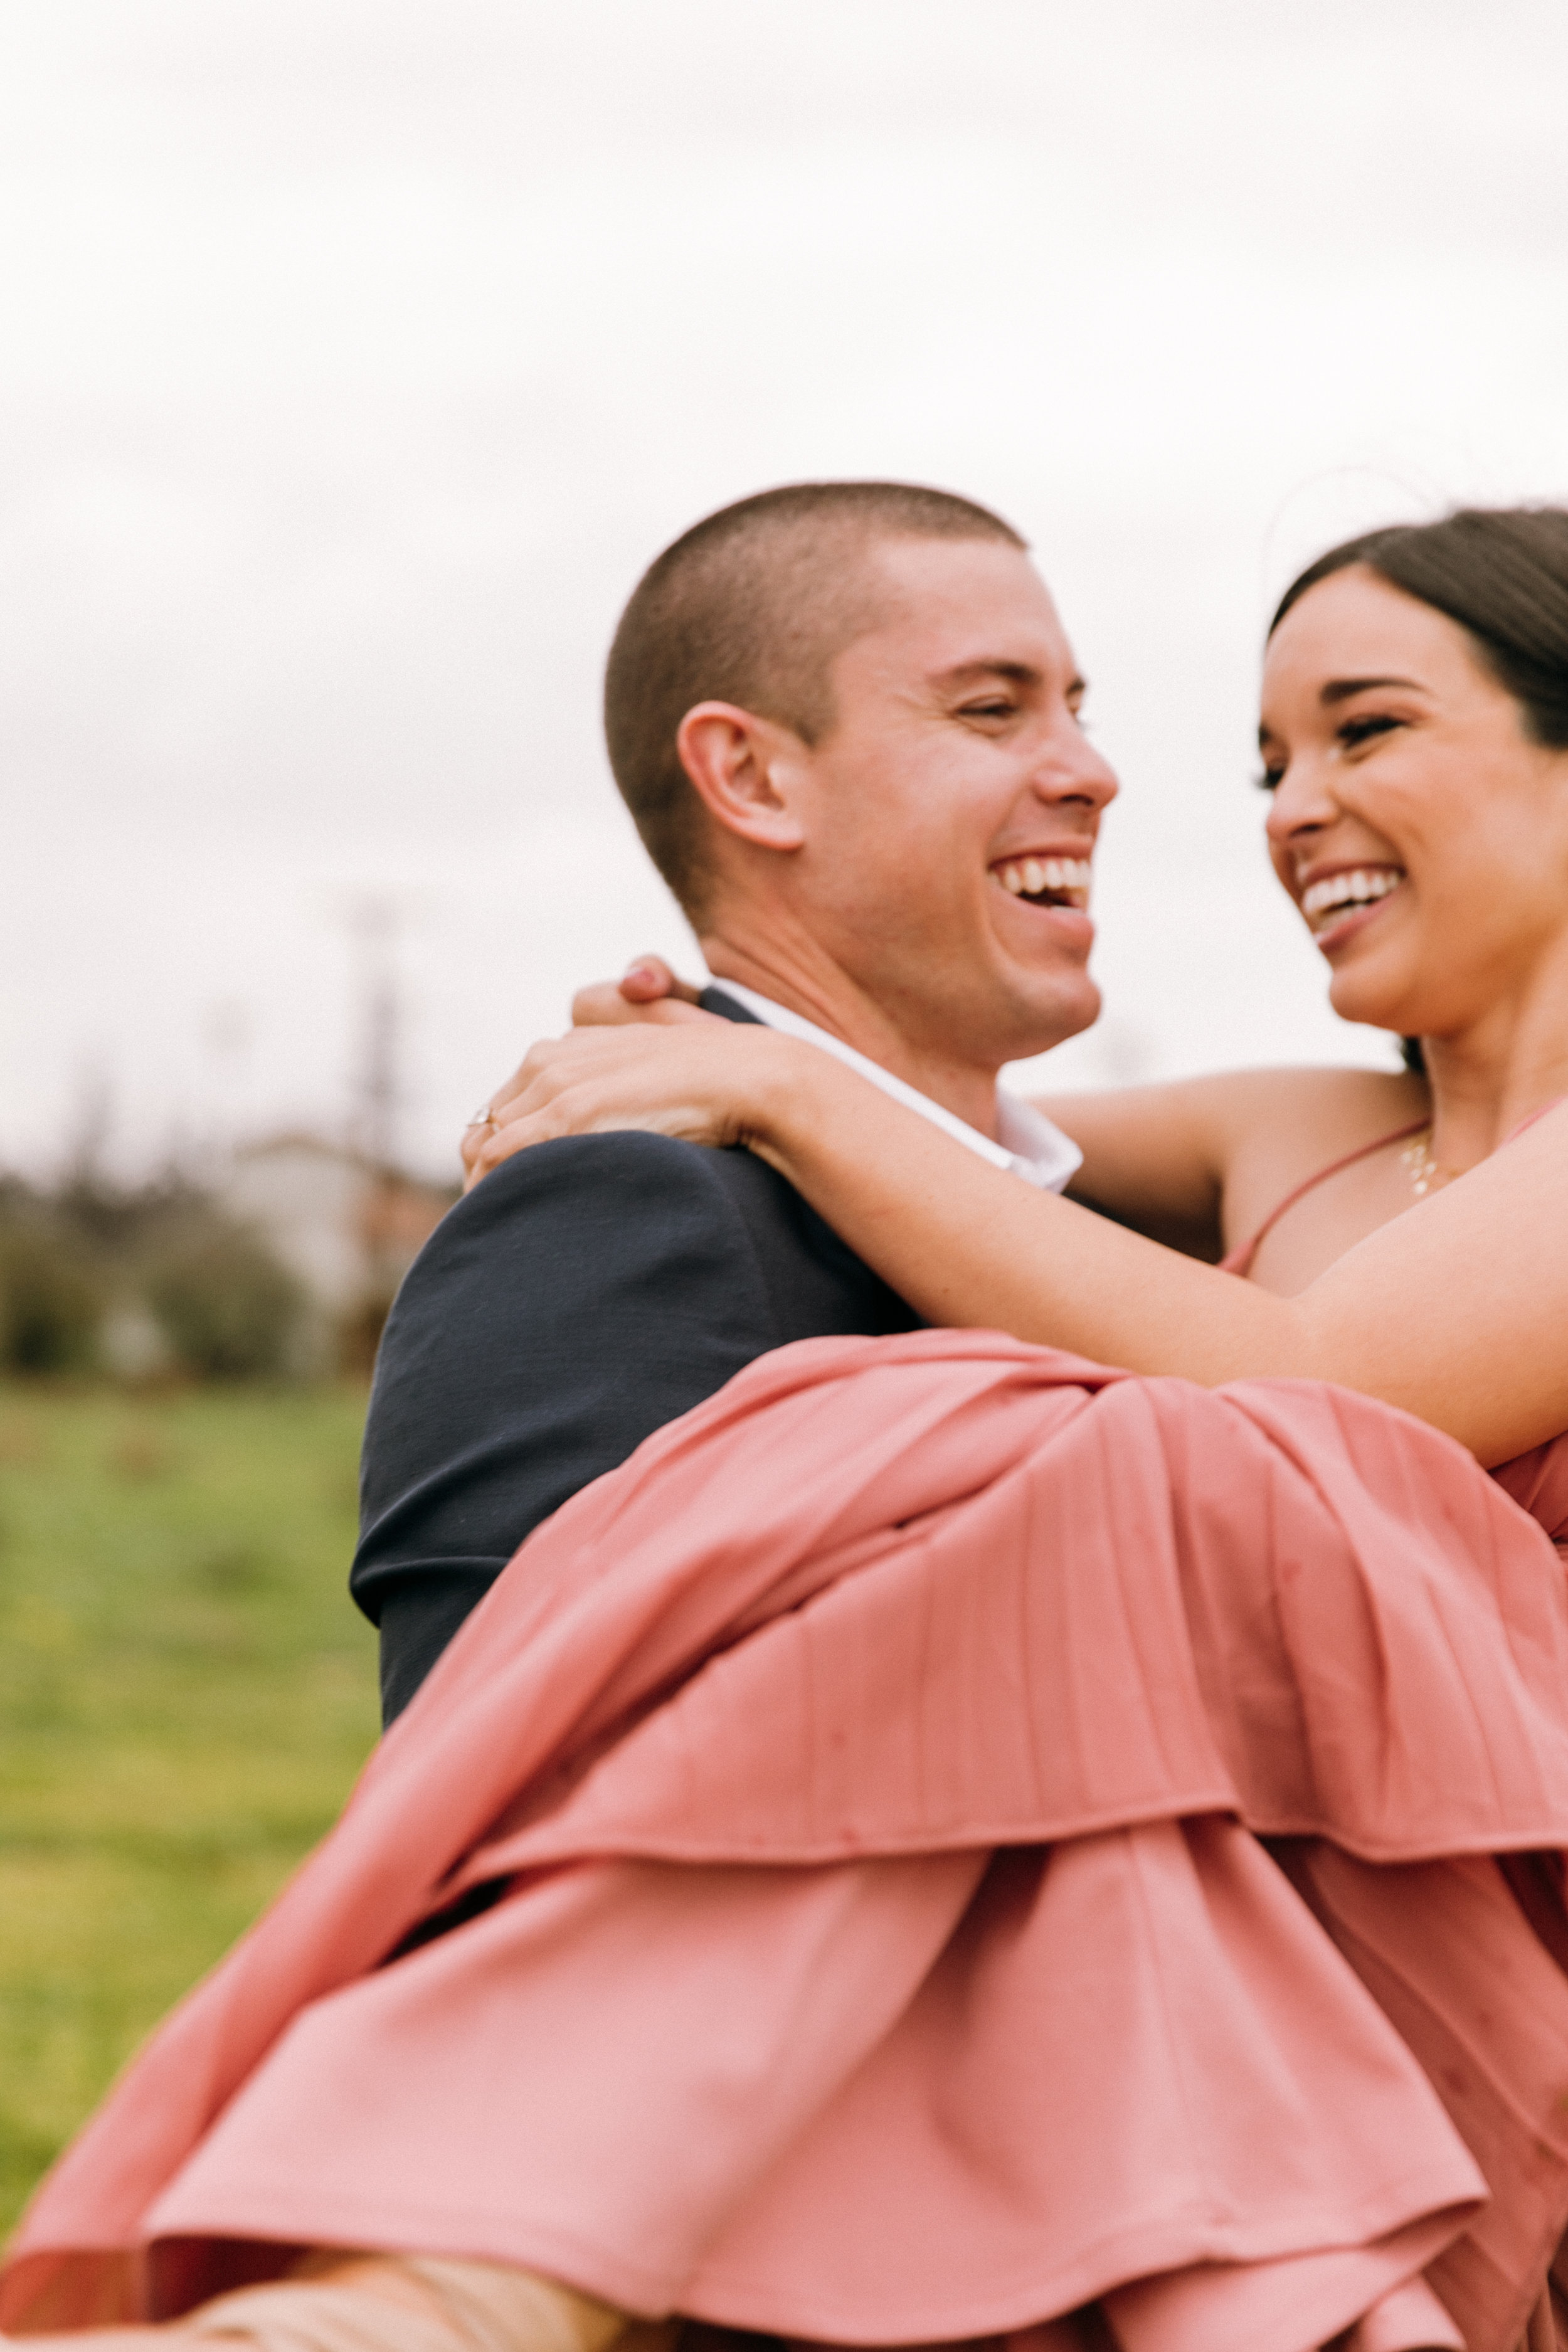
[675,702,807,852]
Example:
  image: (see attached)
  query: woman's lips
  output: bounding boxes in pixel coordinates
[1309,880,1406,956]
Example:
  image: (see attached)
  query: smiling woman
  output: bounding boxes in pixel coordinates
[1261,507,1568,1079]
[1260,569,1568,1043]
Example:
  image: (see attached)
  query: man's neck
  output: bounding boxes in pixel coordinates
[702,934,1004,1141]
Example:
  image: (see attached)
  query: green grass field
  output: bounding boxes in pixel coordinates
[0,1380,380,2233]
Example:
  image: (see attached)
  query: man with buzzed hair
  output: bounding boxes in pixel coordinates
[601,480,1030,917]
[354,480,1115,1718]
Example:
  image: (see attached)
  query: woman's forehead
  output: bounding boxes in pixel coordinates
[1262,569,1477,710]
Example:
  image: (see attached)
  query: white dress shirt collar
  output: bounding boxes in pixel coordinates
[706,980,1083,1195]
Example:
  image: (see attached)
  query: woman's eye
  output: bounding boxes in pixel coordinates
[1337,713,1402,752]
[1254,763,1286,793]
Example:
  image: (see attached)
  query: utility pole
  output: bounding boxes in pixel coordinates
[347,897,402,1180]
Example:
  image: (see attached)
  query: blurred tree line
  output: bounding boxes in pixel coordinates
[0,1168,306,1380]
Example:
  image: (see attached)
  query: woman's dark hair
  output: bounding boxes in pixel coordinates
[1270,505,1568,747]
[1271,505,1568,1079]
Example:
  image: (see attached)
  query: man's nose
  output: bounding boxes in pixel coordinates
[1030,721,1119,808]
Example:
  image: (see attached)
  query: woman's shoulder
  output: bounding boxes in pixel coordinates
[1180,1062,1429,1157]
[1043,1062,1427,1177]
[1038,1063,1427,1259]
[1175,1061,1424,1113]
[1197,1064,1429,1246]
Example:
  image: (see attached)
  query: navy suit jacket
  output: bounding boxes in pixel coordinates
[351,988,921,1720]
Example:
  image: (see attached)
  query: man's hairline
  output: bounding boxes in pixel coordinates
[687,528,1059,750]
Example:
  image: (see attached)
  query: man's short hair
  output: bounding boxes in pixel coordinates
[603,480,1027,921]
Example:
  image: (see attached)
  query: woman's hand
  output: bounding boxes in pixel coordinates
[464,957,729,1188]
[460,1022,805,1192]
[570,955,710,1029]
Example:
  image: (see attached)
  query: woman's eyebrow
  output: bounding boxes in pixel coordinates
[1320,674,1426,705]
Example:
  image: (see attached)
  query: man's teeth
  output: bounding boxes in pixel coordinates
[1301,869,1406,925]
[997,856,1093,901]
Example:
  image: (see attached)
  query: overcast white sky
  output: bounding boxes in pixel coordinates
[3,0,1566,1177]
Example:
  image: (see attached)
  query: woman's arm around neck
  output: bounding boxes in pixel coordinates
[736,1052,1568,1468]
[469,1023,1568,1466]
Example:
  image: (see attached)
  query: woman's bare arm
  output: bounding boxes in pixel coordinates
[760,1062,1567,1464]
[560,958,1422,1260]
[469,1024,1568,1465]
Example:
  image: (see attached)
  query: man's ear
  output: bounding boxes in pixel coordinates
[675,702,807,853]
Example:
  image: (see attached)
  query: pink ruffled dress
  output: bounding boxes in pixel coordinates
[9,1132,1568,2352]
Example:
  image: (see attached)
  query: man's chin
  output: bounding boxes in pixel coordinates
[998,977,1102,1063]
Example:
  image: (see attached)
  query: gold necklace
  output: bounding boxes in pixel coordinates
[1399,1128,1461,1199]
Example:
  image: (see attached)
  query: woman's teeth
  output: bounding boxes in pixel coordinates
[1301,867,1405,932]
[997,856,1092,906]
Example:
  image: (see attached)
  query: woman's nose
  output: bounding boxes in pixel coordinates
[1264,755,1337,846]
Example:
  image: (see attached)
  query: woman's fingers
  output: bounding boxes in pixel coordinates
[461,1037,579,1180]
[460,1034,623,1190]
[464,1104,576,1190]
[620,956,686,1001]
[620,955,704,1004]
[571,958,708,1027]
[570,985,712,1027]
[462,968,714,1189]
[460,1120,486,1183]
[460,1026,775,1190]
[570,980,658,1025]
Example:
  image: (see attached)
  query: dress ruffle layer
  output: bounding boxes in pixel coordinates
[10,1335,1568,2352]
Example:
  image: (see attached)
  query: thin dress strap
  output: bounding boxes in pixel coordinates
[1219,1120,1429,1281]
[1504,1095,1567,1146]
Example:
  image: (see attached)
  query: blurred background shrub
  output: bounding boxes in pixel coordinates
[0,1149,452,1384]
[144,1226,305,1380]
[0,1194,108,1374]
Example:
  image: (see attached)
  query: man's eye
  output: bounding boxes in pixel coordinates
[961,700,1015,721]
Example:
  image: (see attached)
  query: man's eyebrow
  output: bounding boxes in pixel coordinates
[1320,675,1426,706]
[933,659,1084,694]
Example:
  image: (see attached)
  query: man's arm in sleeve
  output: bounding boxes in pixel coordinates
[351,1130,795,1723]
